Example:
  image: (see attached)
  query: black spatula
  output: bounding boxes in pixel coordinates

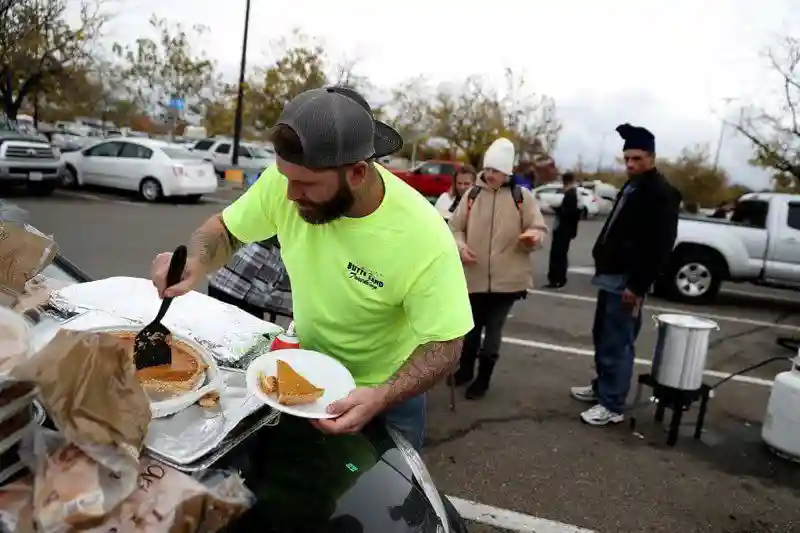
[133,245,188,370]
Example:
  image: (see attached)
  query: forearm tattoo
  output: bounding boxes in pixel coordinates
[187,215,242,272]
[383,338,463,406]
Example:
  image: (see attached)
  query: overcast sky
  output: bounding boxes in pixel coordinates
[102,0,799,188]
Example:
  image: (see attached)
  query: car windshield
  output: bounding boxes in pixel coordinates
[0,116,19,132]
[247,146,275,158]
[162,147,205,160]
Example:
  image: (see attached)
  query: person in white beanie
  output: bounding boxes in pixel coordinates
[448,138,549,399]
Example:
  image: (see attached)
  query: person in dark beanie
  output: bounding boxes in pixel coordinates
[571,123,681,426]
[545,171,581,288]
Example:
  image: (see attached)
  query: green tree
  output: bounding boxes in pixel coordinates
[658,146,729,207]
[247,31,328,130]
[0,0,106,119]
[203,83,238,136]
[578,147,739,206]
[388,71,560,167]
[37,57,131,127]
[115,15,216,121]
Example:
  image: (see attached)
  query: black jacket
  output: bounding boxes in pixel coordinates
[554,187,580,239]
[592,169,681,296]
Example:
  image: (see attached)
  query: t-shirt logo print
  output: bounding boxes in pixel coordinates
[347,261,385,289]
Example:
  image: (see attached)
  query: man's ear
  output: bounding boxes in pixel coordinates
[348,162,370,188]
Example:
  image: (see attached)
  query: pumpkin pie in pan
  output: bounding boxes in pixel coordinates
[112,331,207,399]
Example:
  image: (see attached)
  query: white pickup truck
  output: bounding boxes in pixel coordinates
[656,192,800,303]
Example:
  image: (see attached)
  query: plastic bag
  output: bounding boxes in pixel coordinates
[2,430,254,533]
[19,429,139,531]
[7,330,152,531]
[0,307,32,378]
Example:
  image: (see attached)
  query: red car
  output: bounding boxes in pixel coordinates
[391,160,462,198]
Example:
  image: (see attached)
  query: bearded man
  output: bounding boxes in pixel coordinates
[150,86,473,451]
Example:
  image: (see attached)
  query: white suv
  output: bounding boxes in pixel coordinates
[533,183,601,218]
[191,139,276,180]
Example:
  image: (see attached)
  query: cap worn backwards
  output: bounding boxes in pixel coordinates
[275,86,404,169]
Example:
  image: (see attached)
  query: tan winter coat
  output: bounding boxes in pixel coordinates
[449,179,548,294]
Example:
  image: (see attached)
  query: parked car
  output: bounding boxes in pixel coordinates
[191,138,276,180]
[532,183,600,218]
[0,117,63,196]
[392,160,463,198]
[580,180,618,202]
[656,192,800,303]
[60,138,218,202]
[46,131,90,153]
[578,180,617,215]
[10,209,468,533]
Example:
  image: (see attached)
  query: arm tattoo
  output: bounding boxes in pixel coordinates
[382,338,463,406]
[187,214,242,272]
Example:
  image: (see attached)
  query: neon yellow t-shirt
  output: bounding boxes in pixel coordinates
[221,164,473,386]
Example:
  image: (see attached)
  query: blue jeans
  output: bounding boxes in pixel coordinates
[382,394,426,451]
[591,290,643,414]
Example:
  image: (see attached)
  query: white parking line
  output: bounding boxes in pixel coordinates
[501,336,777,387]
[202,196,231,205]
[449,496,596,533]
[526,288,800,332]
[55,190,104,201]
[567,266,595,276]
[56,189,232,207]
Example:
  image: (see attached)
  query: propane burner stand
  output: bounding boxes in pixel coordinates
[629,373,712,447]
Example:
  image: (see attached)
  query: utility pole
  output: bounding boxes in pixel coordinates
[231,0,251,167]
[712,121,726,173]
[595,132,609,172]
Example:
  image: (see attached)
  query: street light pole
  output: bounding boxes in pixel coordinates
[712,121,726,173]
[231,0,251,167]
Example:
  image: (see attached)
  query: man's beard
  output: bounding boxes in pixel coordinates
[295,172,356,225]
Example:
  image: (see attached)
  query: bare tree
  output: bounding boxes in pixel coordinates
[386,71,561,167]
[734,37,800,187]
[115,14,216,121]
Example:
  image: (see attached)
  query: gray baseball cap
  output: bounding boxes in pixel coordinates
[274,86,404,169]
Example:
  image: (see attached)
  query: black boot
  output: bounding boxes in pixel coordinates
[466,358,496,399]
[451,352,477,386]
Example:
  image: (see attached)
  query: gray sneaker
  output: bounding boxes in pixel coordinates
[570,385,597,403]
[580,404,624,426]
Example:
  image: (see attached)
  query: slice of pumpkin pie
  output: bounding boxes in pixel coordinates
[276,359,324,406]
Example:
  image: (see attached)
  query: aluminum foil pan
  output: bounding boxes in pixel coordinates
[52,277,283,368]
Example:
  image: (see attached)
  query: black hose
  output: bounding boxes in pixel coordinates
[776,336,800,353]
[710,356,794,390]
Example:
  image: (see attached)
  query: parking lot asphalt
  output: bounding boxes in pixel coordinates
[6,188,800,533]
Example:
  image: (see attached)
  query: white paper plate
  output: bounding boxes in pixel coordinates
[246,349,356,419]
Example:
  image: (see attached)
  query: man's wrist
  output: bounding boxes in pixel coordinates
[372,384,392,409]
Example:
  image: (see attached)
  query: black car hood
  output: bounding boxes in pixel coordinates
[220,415,440,533]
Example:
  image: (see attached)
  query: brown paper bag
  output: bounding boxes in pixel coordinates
[0,223,57,298]
[0,457,253,533]
[11,329,151,459]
